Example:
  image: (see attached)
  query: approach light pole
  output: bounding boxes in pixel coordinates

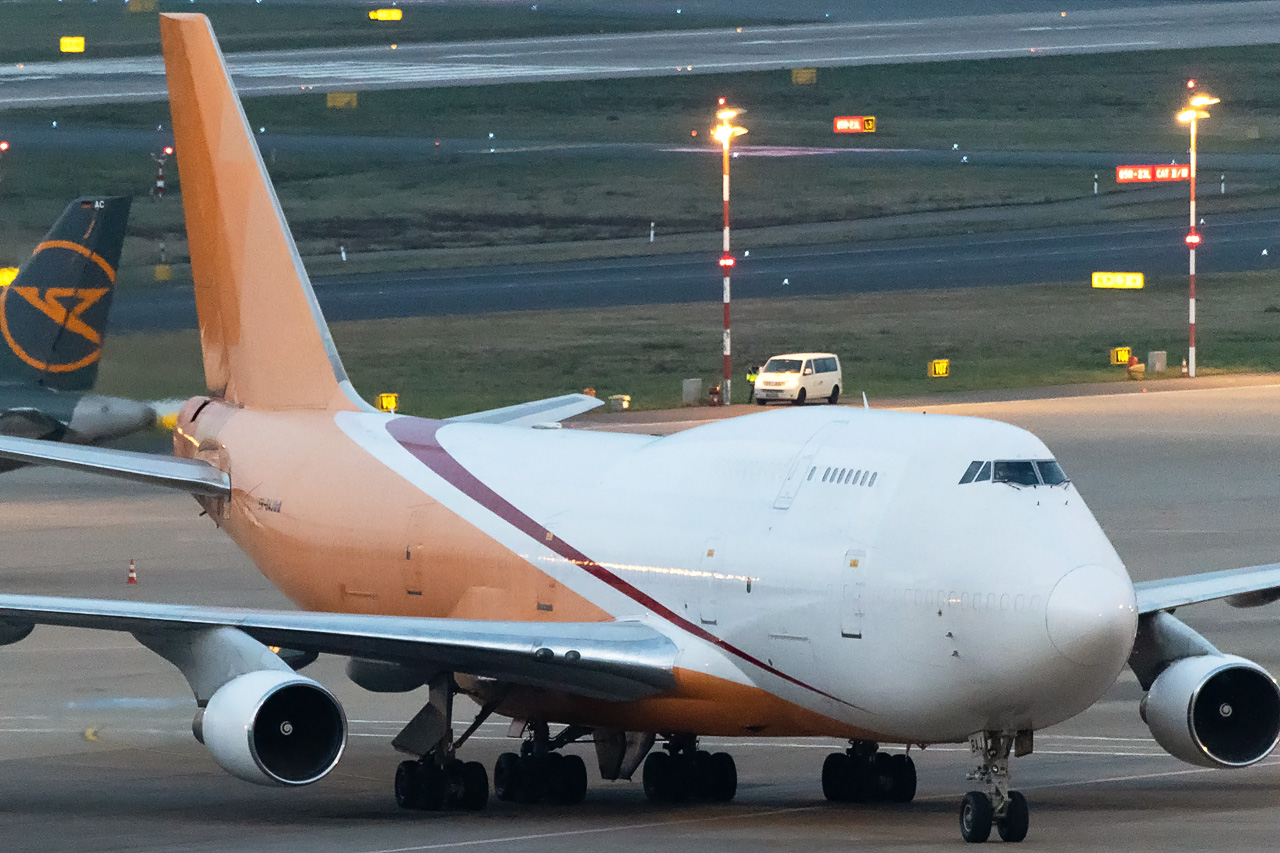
[1178,84,1218,379]
[712,100,746,406]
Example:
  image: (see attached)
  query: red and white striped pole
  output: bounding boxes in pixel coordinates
[1179,83,1218,379]
[713,101,746,406]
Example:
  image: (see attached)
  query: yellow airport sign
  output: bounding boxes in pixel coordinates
[59,36,85,54]
[369,8,404,21]
[375,392,400,413]
[327,92,358,110]
[1110,346,1132,365]
[1092,271,1144,289]
[0,268,17,288]
[928,359,950,378]
[791,68,817,85]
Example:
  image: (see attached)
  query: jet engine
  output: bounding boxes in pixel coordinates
[1141,654,1280,767]
[195,670,347,786]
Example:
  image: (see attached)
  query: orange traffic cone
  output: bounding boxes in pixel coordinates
[1181,358,1189,376]
[127,560,137,584]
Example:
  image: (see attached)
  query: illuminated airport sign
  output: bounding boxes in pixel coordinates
[1110,346,1132,365]
[369,8,404,21]
[59,36,85,54]
[375,392,400,413]
[834,116,876,133]
[1116,165,1189,183]
[1092,272,1145,289]
[928,358,950,378]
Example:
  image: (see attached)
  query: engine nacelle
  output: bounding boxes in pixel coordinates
[198,670,347,786]
[1142,654,1280,768]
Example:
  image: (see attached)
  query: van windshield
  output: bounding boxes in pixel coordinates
[763,358,802,373]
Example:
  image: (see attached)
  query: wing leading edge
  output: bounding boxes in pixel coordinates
[0,594,676,702]
[1135,562,1280,614]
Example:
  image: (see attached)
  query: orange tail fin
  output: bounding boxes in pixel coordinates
[160,14,365,412]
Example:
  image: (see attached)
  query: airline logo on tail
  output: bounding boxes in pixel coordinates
[0,197,130,390]
[0,244,114,373]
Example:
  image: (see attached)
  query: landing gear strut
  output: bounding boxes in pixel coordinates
[821,740,916,803]
[641,733,737,803]
[391,674,491,811]
[493,721,591,805]
[959,730,1031,844]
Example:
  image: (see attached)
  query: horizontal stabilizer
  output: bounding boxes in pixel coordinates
[0,435,229,497]
[1135,562,1280,613]
[0,594,675,702]
[446,393,604,427]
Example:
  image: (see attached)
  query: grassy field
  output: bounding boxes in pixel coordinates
[94,270,1280,417]
[0,1,761,64]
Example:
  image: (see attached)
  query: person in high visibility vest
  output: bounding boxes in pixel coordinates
[745,365,760,402]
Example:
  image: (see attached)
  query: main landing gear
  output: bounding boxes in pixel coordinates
[392,674,491,811]
[494,722,592,805]
[821,740,916,803]
[959,731,1030,844]
[642,734,738,803]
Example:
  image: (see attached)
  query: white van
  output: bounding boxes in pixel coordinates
[752,352,842,405]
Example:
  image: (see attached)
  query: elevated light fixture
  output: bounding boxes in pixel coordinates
[712,102,747,406]
[1175,87,1219,378]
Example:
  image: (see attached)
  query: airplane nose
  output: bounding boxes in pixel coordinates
[1045,564,1138,667]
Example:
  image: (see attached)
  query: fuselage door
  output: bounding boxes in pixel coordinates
[840,548,867,639]
[697,538,721,626]
[402,506,432,597]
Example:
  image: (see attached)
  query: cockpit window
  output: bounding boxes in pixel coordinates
[958,461,982,484]
[974,461,991,482]
[1035,460,1069,485]
[992,460,1039,486]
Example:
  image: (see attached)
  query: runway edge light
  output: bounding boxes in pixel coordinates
[1092,272,1144,289]
[928,359,950,378]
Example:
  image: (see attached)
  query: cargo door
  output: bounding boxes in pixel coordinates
[840,548,867,639]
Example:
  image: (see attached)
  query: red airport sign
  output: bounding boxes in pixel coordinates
[834,116,876,133]
[1116,164,1190,183]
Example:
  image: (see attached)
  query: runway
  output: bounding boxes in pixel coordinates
[2,1,1280,108]
[1,382,1280,850]
[110,209,1280,331]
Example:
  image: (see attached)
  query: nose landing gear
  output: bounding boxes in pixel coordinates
[960,730,1031,843]
[821,740,916,803]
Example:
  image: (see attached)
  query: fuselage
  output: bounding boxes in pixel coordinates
[174,398,1138,744]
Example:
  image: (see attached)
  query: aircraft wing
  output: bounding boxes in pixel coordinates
[0,435,229,497]
[446,393,604,427]
[0,594,676,702]
[1134,562,1280,613]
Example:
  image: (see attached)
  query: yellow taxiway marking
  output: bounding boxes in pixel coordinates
[83,728,98,742]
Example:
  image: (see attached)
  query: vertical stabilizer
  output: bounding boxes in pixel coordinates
[0,197,131,392]
[160,13,363,412]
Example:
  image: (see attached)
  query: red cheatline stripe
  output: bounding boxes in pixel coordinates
[385,417,863,711]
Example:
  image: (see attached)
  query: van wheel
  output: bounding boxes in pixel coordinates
[792,388,807,406]
[756,398,768,406]
[828,385,840,405]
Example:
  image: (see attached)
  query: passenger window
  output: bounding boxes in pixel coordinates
[852,469,861,485]
[823,467,832,482]
[974,461,991,482]
[959,460,983,484]
[808,467,816,481]
[993,460,1039,486]
[859,471,870,486]
[869,472,877,486]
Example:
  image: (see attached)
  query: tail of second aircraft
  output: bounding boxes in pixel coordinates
[160,13,366,413]
[0,197,131,392]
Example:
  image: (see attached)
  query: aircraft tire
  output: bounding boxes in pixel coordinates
[548,753,588,805]
[821,752,849,801]
[960,791,994,843]
[458,761,490,811]
[996,791,1029,843]
[887,754,917,803]
[494,752,523,802]
[709,752,737,802]
[395,760,425,810]
[642,751,670,802]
